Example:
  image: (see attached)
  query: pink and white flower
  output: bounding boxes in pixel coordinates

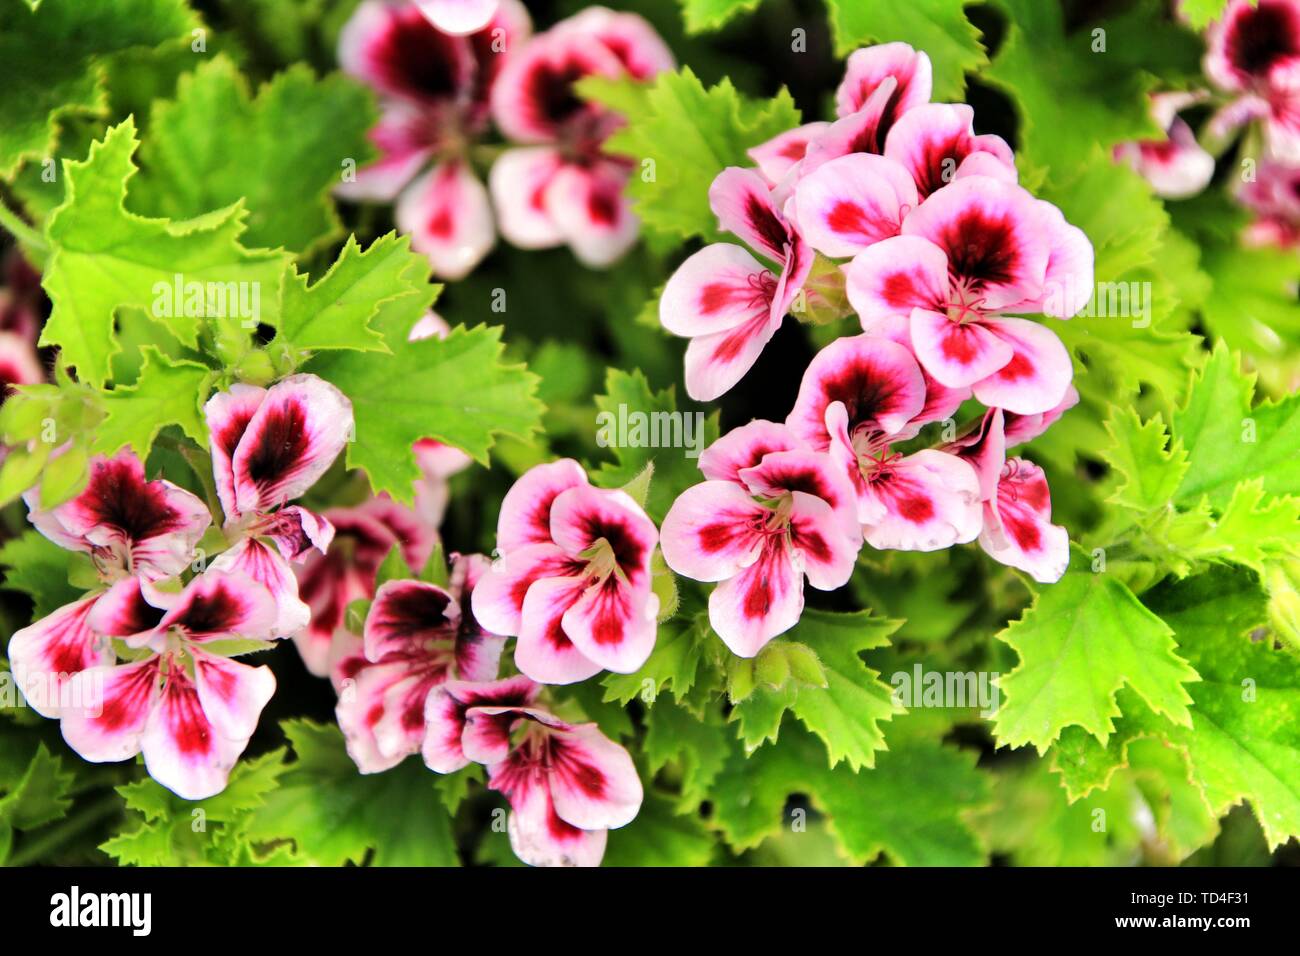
[785,334,983,552]
[1204,0,1300,161]
[59,570,280,800]
[335,554,506,772]
[293,495,437,678]
[0,330,42,401]
[1114,93,1215,199]
[204,373,354,640]
[659,167,813,400]
[471,459,660,683]
[844,175,1089,415]
[660,423,860,656]
[423,675,642,866]
[1237,158,1300,248]
[489,8,673,266]
[338,0,531,277]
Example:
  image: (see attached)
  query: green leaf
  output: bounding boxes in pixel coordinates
[710,720,990,865]
[242,720,459,866]
[93,346,213,459]
[1101,406,1187,512]
[643,698,732,811]
[311,322,544,501]
[1174,342,1300,507]
[38,119,290,386]
[676,0,761,33]
[0,530,86,618]
[0,0,197,178]
[993,546,1199,752]
[101,750,289,866]
[1180,0,1230,29]
[274,233,431,355]
[730,609,900,771]
[0,744,74,835]
[581,67,801,243]
[132,56,374,255]
[985,0,1198,176]
[824,0,987,100]
[602,614,712,706]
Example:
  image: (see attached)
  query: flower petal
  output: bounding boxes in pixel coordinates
[489,146,567,248]
[515,575,602,685]
[862,449,982,552]
[490,29,623,143]
[414,0,499,35]
[971,317,1074,416]
[471,542,585,636]
[547,722,642,830]
[835,42,932,122]
[708,535,804,657]
[909,307,1015,389]
[739,449,862,545]
[60,658,161,764]
[560,575,658,674]
[843,234,949,327]
[787,490,860,590]
[980,458,1069,583]
[190,646,277,744]
[500,763,607,867]
[340,0,475,105]
[204,383,267,521]
[659,243,771,337]
[748,121,831,183]
[793,153,918,257]
[682,311,780,402]
[396,159,496,280]
[364,578,458,663]
[786,333,927,448]
[708,167,792,262]
[884,102,1016,199]
[544,160,640,268]
[7,596,113,718]
[1003,384,1079,446]
[496,458,589,553]
[230,374,354,515]
[697,419,804,484]
[422,674,539,771]
[549,484,656,584]
[335,101,434,202]
[156,571,279,646]
[660,480,766,582]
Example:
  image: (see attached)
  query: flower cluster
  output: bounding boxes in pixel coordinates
[7,374,353,799]
[1115,0,1300,248]
[653,42,1084,652]
[339,1,672,277]
[424,675,642,866]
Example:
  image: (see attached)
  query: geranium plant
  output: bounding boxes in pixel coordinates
[0,0,1298,871]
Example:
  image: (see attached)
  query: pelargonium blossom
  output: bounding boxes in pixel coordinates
[660,421,861,656]
[338,0,531,278]
[489,7,673,266]
[335,554,505,772]
[471,459,659,683]
[423,675,642,866]
[844,174,1091,415]
[1114,93,1215,199]
[60,570,280,800]
[204,373,354,641]
[10,451,211,713]
[659,167,812,400]
[1237,159,1300,248]
[1204,0,1300,161]
[785,333,983,552]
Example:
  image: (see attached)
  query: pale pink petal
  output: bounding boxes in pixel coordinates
[748,122,831,183]
[495,458,589,553]
[335,101,434,202]
[415,0,499,35]
[979,458,1069,583]
[843,234,949,327]
[422,674,539,772]
[859,313,971,432]
[60,658,161,764]
[155,571,279,646]
[230,374,354,514]
[659,244,772,337]
[498,762,607,867]
[786,490,859,590]
[971,317,1074,416]
[884,103,1016,199]
[549,485,657,584]
[470,542,585,636]
[682,312,780,402]
[363,578,458,663]
[86,576,164,641]
[802,79,900,172]
[901,176,1051,311]
[7,596,113,718]
[786,334,927,448]
[397,159,496,280]
[659,480,767,582]
[555,7,674,80]
[909,307,1014,389]
[561,576,658,674]
[189,646,277,743]
[489,146,567,248]
[708,535,804,657]
[544,161,640,268]
[861,449,982,552]
[204,383,267,521]
[708,167,791,263]
[514,575,602,685]
[339,0,475,105]
[836,42,932,121]
[490,30,623,143]
[739,449,861,544]
[697,419,804,483]
[792,153,918,257]
[546,722,642,830]
[258,505,335,562]
[336,661,424,773]
[1026,201,1096,318]
[942,408,1007,502]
